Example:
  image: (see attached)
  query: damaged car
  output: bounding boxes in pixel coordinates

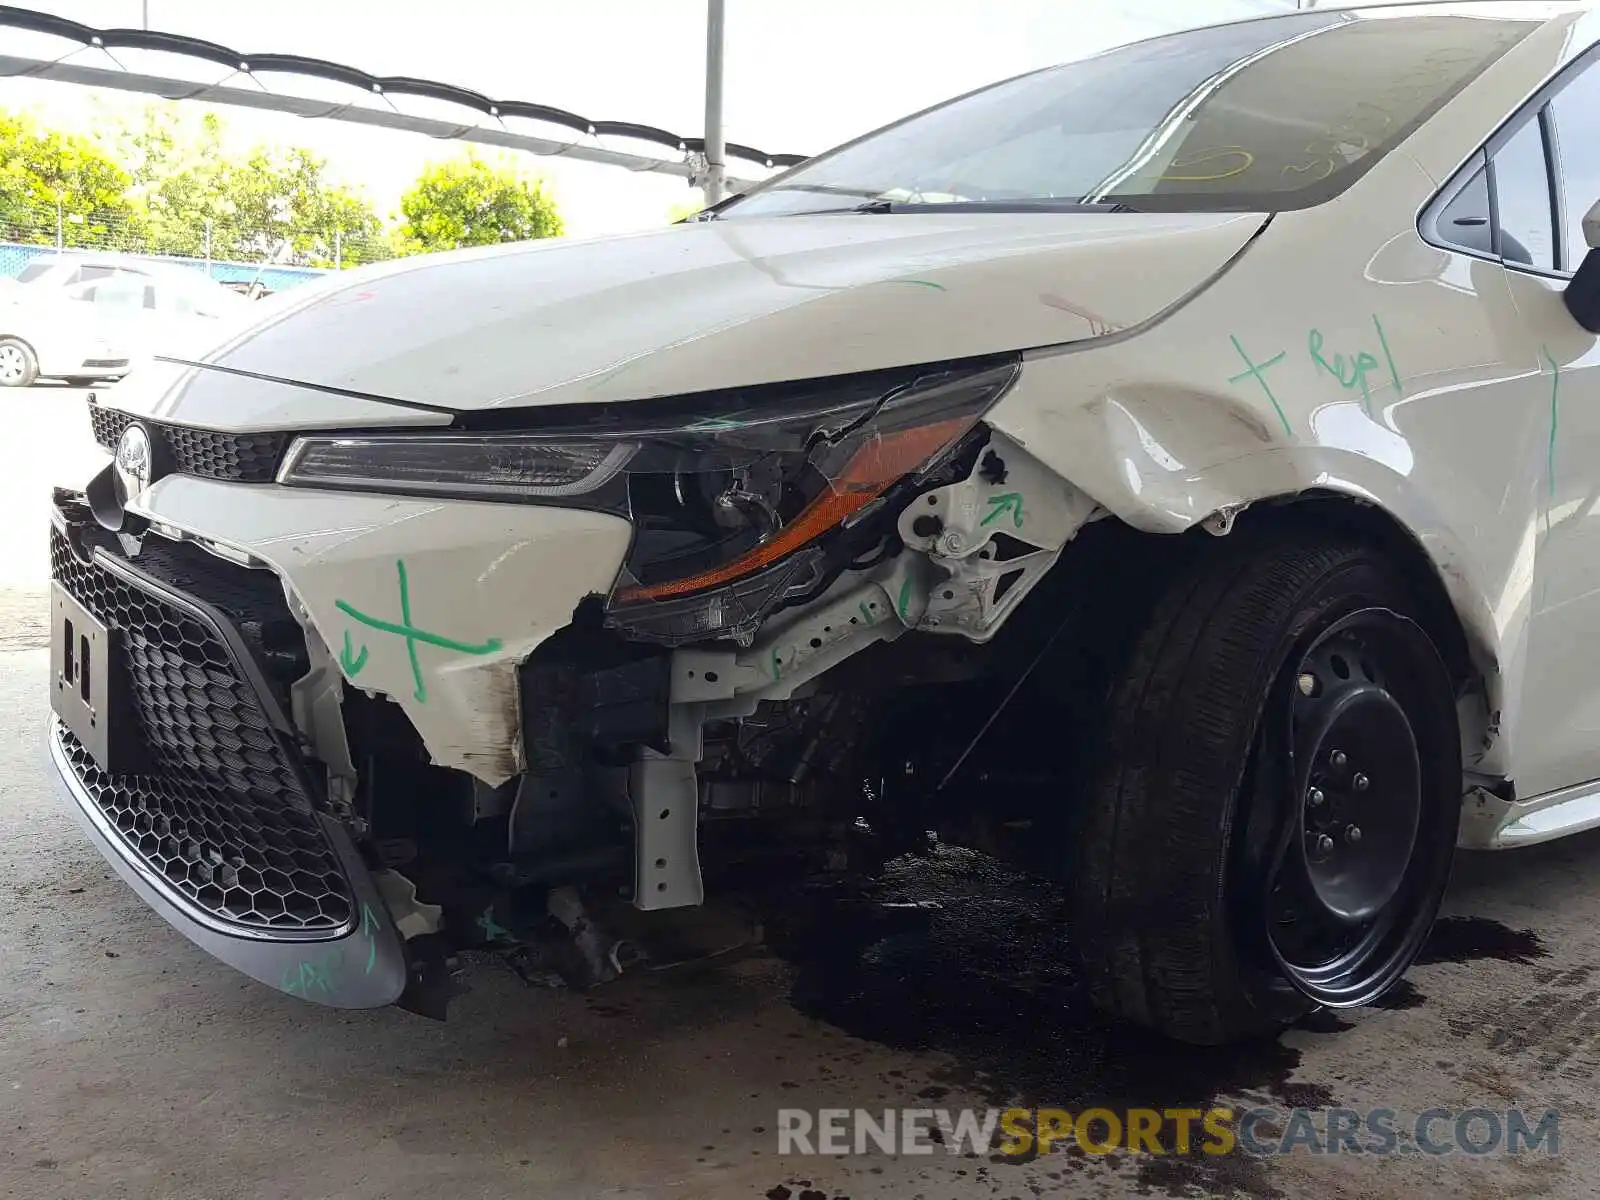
[45,1,1600,1043]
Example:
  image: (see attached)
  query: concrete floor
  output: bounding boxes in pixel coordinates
[2,388,1597,1199]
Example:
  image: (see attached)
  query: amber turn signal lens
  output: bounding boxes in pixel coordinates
[615,415,975,602]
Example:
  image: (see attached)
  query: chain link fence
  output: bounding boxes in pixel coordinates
[0,198,396,293]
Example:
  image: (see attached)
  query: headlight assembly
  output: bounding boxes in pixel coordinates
[278,437,637,499]
[279,357,1020,645]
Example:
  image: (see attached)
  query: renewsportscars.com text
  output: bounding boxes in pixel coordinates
[776,1106,1560,1158]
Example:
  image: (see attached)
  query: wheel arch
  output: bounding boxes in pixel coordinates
[1228,492,1497,771]
[1001,484,1504,778]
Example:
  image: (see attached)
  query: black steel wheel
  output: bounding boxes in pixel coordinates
[1069,528,1460,1044]
[1239,607,1458,1009]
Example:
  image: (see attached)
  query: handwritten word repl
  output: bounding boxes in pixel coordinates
[1228,315,1403,430]
[336,559,502,703]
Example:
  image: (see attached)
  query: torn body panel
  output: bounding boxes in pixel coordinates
[982,158,1553,785]
[126,474,633,785]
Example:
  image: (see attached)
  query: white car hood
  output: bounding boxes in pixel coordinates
[128,211,1265,430]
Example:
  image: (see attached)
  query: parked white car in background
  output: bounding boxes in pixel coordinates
[44,1,1600,1043]
[15,253,249,371]
[0,276,130,388]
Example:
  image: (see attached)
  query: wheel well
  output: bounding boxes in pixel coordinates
[991,491,1485,736]
[810,489,1493,863]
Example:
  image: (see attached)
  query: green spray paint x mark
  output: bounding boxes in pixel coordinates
[1227,335,1292,436]
[336,559,502,703]
[897,577,913,623]
[982,493,1025,529]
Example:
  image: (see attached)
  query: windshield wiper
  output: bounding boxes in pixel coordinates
[775,197,1143,216]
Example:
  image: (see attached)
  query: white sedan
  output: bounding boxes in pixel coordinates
[42,1,1600,1041]
[0,277,130,387]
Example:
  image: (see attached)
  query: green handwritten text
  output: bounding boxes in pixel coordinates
[1308,328,1382,414]
[281,951,340,998]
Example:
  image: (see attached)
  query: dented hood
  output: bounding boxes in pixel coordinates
[164,210,1266,420]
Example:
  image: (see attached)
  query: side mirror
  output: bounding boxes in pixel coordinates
[1566,198,1600,333]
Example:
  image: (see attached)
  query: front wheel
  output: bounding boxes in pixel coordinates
[1068,532,1460,1044]
[0,338,38,388]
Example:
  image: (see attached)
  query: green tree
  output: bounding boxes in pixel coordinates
[118,107,387,267]
[397,153,562,253]
[0,109,146,249]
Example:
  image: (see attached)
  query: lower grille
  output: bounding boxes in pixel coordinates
[50,521,352,934]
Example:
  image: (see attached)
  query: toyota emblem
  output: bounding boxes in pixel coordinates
[114,424,152,503]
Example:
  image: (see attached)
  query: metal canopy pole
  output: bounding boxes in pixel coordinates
[703,0,727,205]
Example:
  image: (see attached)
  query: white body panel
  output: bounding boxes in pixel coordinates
[80,5,1600,847]
[128,476,632,784]
[171,212,1267,412]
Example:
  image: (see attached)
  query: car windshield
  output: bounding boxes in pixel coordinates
[721,8,1538,218]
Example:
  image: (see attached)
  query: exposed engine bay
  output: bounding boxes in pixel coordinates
[279,390,1119,1014]
[67,358,1142,1016]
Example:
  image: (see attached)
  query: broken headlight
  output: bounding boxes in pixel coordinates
[607,361,1017,644]
[278,358,1019,644]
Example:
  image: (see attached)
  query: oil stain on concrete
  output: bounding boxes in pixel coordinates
[758,844,1558,1199]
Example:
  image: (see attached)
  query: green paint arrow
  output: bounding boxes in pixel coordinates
[339,631,369,677]
[982,492,1025,529]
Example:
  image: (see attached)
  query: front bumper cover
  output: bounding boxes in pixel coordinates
[48,723,406,1006]
[45,496,407,1007]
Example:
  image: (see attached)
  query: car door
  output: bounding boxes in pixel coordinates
[1487,49,1600,799]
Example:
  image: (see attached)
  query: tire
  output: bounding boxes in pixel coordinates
[1068,531,1461,1045]
[0,338,38,388]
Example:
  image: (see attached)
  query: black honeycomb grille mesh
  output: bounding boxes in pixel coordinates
[88,405,289,484]
[51,527,351,932]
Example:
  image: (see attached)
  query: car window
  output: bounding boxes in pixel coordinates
[1438,161,1495,257]
[75,275,146,315]
[1550,65,1600,270]
[721,10,1536,218]
[1492,118,1557,270]
[14,261,54,283]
